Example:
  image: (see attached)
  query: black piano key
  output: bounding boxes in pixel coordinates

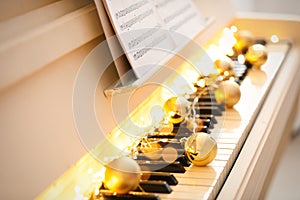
[147,132,191,139]
[196,118,213,128]
[138,181,172,193]
[147,128,210,138]
[155,140,183,149]
[255,39,267,46]
[138,160,186,173]
[201,115,217,123]
[193,102,225,111]
[197,96,217,103]
[135,153,189,167]
[187,95,217,103]
[142,172,178,185]
[194,106,222,116]
[190,114,217,124]
[177,126,210,135]
[198,114,217,124]
[176,154,191,166]
[244,61,253,69]
[137,138,184,149]
[234,78,242,85]
[98,190,160,200]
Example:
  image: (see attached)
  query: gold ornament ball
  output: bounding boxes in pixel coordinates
[214,56,234,74]
[104,157,141,194]
[184,132,217,166]
[214,80,241,108]
[163,96,190,124]
[246,44,268,68]
[234,30,255,53]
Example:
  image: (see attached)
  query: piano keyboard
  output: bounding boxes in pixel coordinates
[92,41,291,200]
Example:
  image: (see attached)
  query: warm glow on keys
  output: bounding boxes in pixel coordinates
[271,35,279,43]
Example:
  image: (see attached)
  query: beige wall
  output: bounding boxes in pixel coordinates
[231,0,300,15]
[0,0,58,21]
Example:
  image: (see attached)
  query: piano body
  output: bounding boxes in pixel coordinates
[0,0,299,199]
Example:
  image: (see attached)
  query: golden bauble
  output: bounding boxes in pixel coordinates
[214,56,235,74]
[184,132,217,166]
[234,30,255,53]
[214,80,241,108]
[246,44,268,68]
[163,96,190,124]
[104,157,141,194]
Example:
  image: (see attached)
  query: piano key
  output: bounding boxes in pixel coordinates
[193,106,222,116]
[214,154,231,161]
[141,172,178,185]
[201,118,214,128]
[217,143,236,150]
[187,95,217,103]
[193,102,225,111]
[173,126,210,135]
[214,137,239,144]
[159,186,213,200]
[146,132,192,139]
[98,190,160,200]
[197,114,218,124]
[255,39,267,45]
[153,140,183,149]
[138,180,172,193]
[137,160,186,173]
[175,176,217,187]
[175,155,191,167]
[135,154,190,167]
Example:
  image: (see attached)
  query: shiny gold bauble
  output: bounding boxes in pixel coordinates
[104,157,141,194]
[184,132,217,166]
[214,56,235,74]
[163,96,190,124]
[246,44,268,68]
[214,80,241,108]
[234,30,255,53]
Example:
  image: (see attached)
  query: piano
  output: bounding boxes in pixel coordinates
[0,0,299,199]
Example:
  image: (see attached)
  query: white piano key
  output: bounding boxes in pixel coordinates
[159,186,213,200]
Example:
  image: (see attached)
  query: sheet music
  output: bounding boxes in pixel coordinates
[94,0,135,84]
[154,0,206,47]
[100,0,206,79]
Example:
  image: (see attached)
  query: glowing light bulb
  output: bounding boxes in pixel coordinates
[230,25,238,32]
[224,71,229,76]
[271,35,279,43]
[197,79,206,88]
[238,54,245,64]
[88,168,93,174]
[94,188,100,196]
